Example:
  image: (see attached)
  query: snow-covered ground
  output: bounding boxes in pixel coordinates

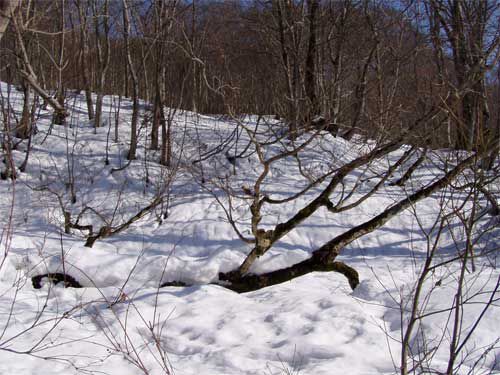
[0,82,498,374]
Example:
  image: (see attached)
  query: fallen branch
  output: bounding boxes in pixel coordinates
[218,258,359,293]
[32,273,82,289]
[160,257,359,293]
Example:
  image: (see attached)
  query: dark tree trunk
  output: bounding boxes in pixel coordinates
[0,0,19,42]
[93,0,110,129]
[122,0,139,160]
[16,82,32,139]
[305,0,319,120]
[151,89,160,150]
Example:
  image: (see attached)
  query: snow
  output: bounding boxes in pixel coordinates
[0,82,498,374]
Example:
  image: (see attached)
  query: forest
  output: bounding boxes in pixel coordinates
[0,0,499,374]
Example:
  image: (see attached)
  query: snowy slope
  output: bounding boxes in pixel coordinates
[0,82,498,374]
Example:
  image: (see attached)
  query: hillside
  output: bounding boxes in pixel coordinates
[0,83,499,375]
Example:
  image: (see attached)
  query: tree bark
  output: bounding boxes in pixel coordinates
[305,0,319,120]
[0,0,19,42]
[76,0,94,120]
[16,82,32,139]
[219,258,359,293]
[122,0,139,160]
[93,0,111,129]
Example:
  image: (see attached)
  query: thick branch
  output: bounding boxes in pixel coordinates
[311,151,483,264]
[390,148,428,187]
[271,140,402,243]
[219,257,358,293]
[236,139,403,275]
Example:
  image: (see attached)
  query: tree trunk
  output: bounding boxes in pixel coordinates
[485,59,500,169]
[16,82,32,139]
[151,88,160,150]
[0,0,19,42]
[122,0,139,160]
[77,0,94,120]
[52,0,67,126]
[305,0,318,120]
[93,0,110,129]
[344,45,376,140]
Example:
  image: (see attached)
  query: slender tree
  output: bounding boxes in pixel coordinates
[76,0,94,120]
[91,0,110,129]
[122,0,139,160]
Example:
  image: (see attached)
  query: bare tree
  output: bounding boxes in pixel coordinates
[429,0,500,151]
[122,0,139,160]
[150,0,177,152]
[394,162,500,375]
[75,0,94,121]
[304,0,319,120]
[92,0,111,129]
[10,2,67,124]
